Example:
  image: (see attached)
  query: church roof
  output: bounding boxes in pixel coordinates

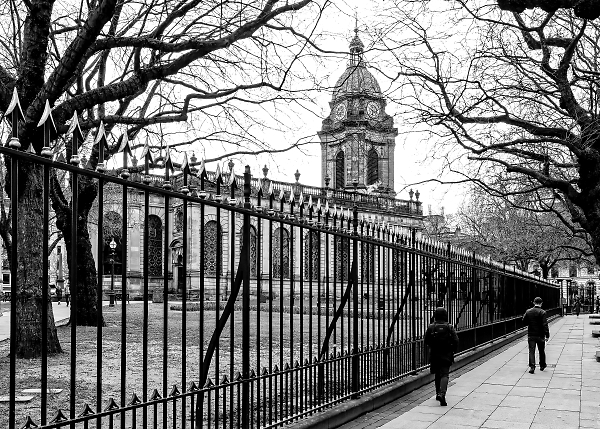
[331,27,382,102]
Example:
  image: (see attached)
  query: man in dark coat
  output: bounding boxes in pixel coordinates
[522,297,549,374]
[424,307,459,406]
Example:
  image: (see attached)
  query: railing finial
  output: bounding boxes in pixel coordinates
[38,100,57,157]
[118,131,133,179]
[5,87,24,149]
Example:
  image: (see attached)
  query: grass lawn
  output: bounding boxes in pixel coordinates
[0,299,432,428]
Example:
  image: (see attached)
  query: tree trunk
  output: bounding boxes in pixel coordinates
[14,162,61,358]
[53,173,104,327]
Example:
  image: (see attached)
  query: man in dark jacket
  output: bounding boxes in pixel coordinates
[424,307,459,406]
[522,297,549,374]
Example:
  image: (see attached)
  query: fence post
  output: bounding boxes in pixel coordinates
[351,201,359,398]
[242,166,251,428]
[410,229,417,373]
[472,252,477,347]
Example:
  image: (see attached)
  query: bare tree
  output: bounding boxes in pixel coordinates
[457,184,591,277]
[0,0,327,358]
[375,1,600,267]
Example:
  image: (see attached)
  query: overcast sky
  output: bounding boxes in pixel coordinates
[100,0,468,216]
[237,0,467,216]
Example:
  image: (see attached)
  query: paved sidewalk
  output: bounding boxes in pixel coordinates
[0,300,125,342]
[347,315,600,429]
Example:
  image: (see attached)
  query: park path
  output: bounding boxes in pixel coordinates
[0,301,112,342]
[342,315,600,429]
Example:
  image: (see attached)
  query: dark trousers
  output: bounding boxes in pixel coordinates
[528,337,546,369]
[433,364,450,395]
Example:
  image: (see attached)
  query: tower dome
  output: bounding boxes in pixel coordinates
[332,67,382,101]
[331,27,382,102]
[319,24,397,196]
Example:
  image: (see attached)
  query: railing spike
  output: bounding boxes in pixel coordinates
[104,397,120,411]
[118,131,133,179]
[20,415,38,429]
[284,362,290,370]
[180,151,190,173]
[149,389,162,401]
[94,121,108,172]
[49,409,69,423]
[228,166,238,193]
[38,100,57,156]
[169,384,180,397]
[66,111,83,165]
[221,375,229,385]
[204,378,215,388]
[235,372,243,382]
[196,158,206,178]
[128,392,142,406]
[279,188,285,201]
[78,403,96,417]
[249,369,256,378]
[26,143,36,154]
[163,146,174,190]
[261,367,269,376]
[6,88,24,148]
[189,381,199,391]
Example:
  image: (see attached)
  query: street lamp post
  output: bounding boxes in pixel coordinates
[109,238,116,307]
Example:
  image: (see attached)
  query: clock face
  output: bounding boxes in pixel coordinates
[366,101,380,118]
[334,102,347,121]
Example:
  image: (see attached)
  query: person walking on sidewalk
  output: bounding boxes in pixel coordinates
[522,297,549,374]
[424,307,459,406]
[574,296,581,317]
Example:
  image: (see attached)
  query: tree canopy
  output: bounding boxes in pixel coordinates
[0,0,328,358]
[377,1,600,265]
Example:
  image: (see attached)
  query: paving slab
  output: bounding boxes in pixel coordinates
[0,395,33,402]
[340,315,600,429]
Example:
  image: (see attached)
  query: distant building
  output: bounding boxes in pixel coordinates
[547,262,599,310]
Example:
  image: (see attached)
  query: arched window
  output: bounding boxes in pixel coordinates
[367,148,379,185]
[335,151,345,189]
[303,231,320,280]
[204,221,223,275]
[239,226,258,277]
[103,211,123,275]
[335,235,350,280]
[272,227,290,279]
[148,215,163,276]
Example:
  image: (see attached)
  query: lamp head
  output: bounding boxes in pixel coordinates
[109,238,117,250]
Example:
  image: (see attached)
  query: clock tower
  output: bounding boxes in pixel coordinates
[318,26,398,195]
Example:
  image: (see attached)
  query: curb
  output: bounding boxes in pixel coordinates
[294,315,561,429]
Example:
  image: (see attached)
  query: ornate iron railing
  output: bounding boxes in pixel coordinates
[0,138,560,429]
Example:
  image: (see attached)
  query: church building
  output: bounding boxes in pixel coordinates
[1,29,425,300]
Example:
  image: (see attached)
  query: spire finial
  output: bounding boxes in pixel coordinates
[354,9,358,34]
